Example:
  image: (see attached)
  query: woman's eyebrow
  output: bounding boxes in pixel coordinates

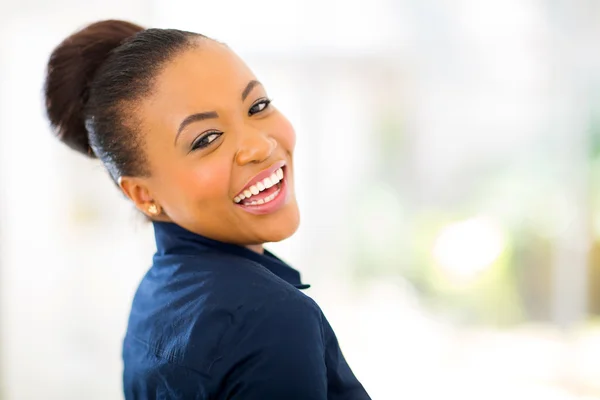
[174,111,219,144]
[174,80,262,145]
[241,80,262,101]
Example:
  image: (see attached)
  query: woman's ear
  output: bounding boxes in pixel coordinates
[118,176,162,217]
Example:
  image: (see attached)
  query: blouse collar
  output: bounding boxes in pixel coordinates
[152,221,310,290]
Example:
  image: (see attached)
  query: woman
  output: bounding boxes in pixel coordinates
[44,20,371,399]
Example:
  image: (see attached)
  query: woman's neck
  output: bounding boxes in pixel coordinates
[245,244,264,254]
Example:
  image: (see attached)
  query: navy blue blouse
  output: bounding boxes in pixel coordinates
[122,221,371,399]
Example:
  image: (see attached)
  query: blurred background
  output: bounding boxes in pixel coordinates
[1,0,600,399]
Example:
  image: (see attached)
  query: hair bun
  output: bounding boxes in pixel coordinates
[44,20,144,157]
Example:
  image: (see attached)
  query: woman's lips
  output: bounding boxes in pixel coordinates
[233,164,289,215]
[234,160,286,204]
[235,177,288,215]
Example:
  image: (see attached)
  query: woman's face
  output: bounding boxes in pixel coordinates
[122,40,300,247]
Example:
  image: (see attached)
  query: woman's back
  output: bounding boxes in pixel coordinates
[124,222,368,399]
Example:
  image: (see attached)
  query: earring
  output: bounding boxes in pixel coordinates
[148,203,160,216]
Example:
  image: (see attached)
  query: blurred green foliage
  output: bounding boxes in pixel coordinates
[345,102,600,327]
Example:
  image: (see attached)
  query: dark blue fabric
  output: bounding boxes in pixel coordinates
[123,221,371,399]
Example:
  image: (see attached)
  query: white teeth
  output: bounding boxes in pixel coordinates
[270,173,279,184]
[239,187,281,206]
[234,167,285,203]
[264,193,276,202]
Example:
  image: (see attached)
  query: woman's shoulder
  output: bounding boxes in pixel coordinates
[169,250,319,328]
[125,251,319,372]
[123,282,325,397]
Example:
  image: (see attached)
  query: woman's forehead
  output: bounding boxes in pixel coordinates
[151,42,256,105]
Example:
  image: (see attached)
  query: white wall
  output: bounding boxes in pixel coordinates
[0,3,154,399]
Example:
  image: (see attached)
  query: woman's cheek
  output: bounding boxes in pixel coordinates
[185,161,231,200]
[276,115,296,152]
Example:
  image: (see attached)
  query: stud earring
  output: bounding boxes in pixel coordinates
[148,203,160,216]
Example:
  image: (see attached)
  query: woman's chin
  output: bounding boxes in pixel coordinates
[254,202,300,244]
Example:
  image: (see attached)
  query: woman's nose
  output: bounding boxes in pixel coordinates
[235,130,277,166]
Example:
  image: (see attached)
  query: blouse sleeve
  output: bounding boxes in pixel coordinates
[210,293,328,400]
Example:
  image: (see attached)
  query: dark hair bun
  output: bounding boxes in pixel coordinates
[44,20,144,157]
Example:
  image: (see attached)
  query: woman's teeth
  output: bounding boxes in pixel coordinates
[234,168,284,204]
[243,190,280,206]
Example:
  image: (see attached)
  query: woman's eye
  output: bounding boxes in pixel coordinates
[249,98,271,116]
[191,131,222,151]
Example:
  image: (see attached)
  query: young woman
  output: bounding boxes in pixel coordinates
[44,20,371,399]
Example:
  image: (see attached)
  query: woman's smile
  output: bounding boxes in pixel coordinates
[233,161,290,215]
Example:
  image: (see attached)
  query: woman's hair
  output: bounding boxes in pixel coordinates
[44,20,205,180]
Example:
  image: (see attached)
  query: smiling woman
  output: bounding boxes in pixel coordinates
[43,20,371,399]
